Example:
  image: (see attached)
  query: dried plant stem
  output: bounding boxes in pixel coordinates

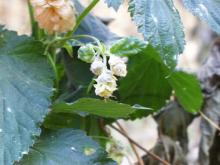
[109,124,171,165]
[115,121,144,165]
[200,111,220,132]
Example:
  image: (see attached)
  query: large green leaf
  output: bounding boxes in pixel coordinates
[110,37,147,57]
[0,27,53,164]
[128,0,185,67]
[119,45,203,117]
[16,129,116,165]
[104,0,123,10]
[52,98,135,118]
[167,71,203,113]
[183,0,220,35]
[119,45,172,113]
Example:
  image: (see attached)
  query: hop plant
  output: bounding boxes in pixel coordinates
[31,0,76,34]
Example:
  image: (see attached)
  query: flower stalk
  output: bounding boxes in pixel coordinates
[65,0,100,37]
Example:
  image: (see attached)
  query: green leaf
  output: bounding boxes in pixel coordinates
[128,0,185,67]
[43,114,108,144]
[119,45,203,116]
[0,27,53,164]
[44,113,83,129]
[104,0,123,11]
[63,51,93,86]
[110,37,147,57]
[119,45,172,115]
[16,129,116,165]
[52,98,135,118]
[166,71,203,113]
[183,0,220,35]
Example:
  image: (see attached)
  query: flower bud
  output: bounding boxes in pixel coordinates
[78,44,96,63]
[95,70,117,83]
[109,55,128,77]
[111,63,127,77]
[90,57,105,75]
[108,55,124,66]
[94,82,116,98]
[31,0,76,34]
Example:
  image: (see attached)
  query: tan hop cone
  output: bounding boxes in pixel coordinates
[31,0,76,34]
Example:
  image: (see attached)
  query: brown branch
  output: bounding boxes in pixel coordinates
[99,119,109,136]
[109,124,171,165]
[115,121,145,165]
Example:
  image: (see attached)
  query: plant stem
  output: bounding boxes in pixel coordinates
[80,117,87,131]
[109,124,171,165]
[27,0,35,36]
[87,78,96,94]
[65,0,100,37]
[66,35,102,47]
[47,35,102,51]
[47,53,59,89]
[27,0,40,39]
[200,111,220,132]
[91,136,113,141]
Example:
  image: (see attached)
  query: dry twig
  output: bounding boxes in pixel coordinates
[109,124,171,165]
[115,121,145,165]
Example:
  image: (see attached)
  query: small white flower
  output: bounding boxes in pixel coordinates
[95,70,116,83]
[109,55,128,77]
[121,57,129,63]
[108,55,124,66]
[94,70,117,98]
[111,63,127,77]
[90,57,105,75]
[94,83,116,98]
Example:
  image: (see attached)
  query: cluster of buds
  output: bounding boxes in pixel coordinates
[78,44,128,98]
[91,55,127,98]
[30,0,76,34]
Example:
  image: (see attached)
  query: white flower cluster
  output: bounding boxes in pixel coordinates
[90,54,128,98]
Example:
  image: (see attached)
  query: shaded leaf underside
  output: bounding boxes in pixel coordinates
[183,0,220,35]
[104,0,123,10]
